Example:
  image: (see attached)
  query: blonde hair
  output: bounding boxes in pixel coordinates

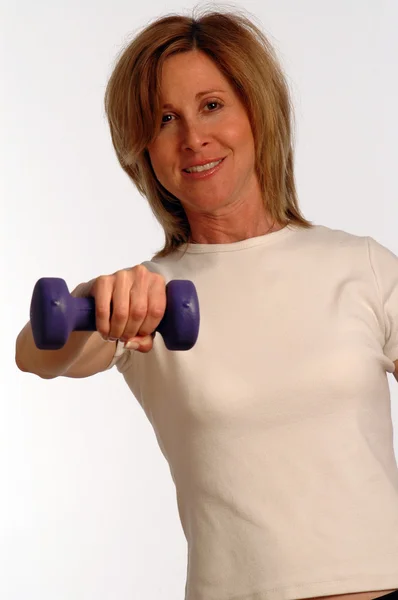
[104,5,313,259]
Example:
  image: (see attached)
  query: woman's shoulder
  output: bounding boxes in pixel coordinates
[297,223,376,253]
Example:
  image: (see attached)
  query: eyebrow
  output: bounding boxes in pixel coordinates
[162,89,226,109]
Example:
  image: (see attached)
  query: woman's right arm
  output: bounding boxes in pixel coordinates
[15,323,117,379]
[15,266,167,379]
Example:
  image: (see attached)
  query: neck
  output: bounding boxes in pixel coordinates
[189,218,283,244]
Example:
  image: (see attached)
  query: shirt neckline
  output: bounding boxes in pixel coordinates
[176,223,299,254]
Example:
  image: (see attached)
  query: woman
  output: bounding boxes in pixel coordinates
[16,7,398,600]
[103,9,398,600]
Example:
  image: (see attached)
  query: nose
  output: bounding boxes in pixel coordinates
[181,120,210,153]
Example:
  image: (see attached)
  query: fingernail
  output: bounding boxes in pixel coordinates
[125,341,140,350]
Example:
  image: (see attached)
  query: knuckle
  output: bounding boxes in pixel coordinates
[96,274,112,285]
[130,304,147,320]
[140,346,151,354]
[153,272,165,282]
[96,306,109,319]
[150,304,166,319]
[112,306,129,322]
[134,264,149,278]
[115,269,129,280]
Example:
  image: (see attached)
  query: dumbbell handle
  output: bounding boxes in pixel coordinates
[62,296,97,331]
[30,277,200,351]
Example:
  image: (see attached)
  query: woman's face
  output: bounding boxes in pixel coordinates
[147,50,263,240]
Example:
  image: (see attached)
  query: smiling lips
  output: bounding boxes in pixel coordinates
[182,157,226,179]
[183,157,224,172]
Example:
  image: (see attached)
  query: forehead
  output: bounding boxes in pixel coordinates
[159,51,230,95]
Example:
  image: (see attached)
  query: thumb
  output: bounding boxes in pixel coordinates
[125,332,156,353]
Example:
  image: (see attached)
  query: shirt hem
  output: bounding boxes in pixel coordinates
[188,573,398,600]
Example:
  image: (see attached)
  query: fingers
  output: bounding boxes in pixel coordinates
[91,266,166,351]
[92,275,115,340]
[122,270,166,341]
[111,269,140,340]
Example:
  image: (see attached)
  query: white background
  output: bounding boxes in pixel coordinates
[2,0,398,598]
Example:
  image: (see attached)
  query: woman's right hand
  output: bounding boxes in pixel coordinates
[73,265,167,353]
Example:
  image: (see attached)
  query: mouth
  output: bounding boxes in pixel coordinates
[181,157,226,180]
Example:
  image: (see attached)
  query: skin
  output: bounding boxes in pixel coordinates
[146,49,283,244]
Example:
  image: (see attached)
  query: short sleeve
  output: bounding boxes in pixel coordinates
[367,236,398,362]
[106,339,132,372]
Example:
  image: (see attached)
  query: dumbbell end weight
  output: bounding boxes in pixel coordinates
[157,280,200,351]
[30,278,96,350]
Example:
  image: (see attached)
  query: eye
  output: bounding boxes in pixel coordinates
[206,101,222,111]
[160,100,223,128]
[161,114,173,126]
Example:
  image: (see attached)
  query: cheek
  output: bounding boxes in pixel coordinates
[226,119,255,163]
[223,114,254,151]
[148,148,168,179]
[239,120,255,148]
[148,149,179,193]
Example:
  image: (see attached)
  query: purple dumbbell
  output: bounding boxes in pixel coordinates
[30,277,200,351]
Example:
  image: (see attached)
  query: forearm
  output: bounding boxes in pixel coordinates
[15,280,95,379]
[15,321,94,379]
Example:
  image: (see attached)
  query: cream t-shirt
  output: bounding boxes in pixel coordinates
[107,224,398,600]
